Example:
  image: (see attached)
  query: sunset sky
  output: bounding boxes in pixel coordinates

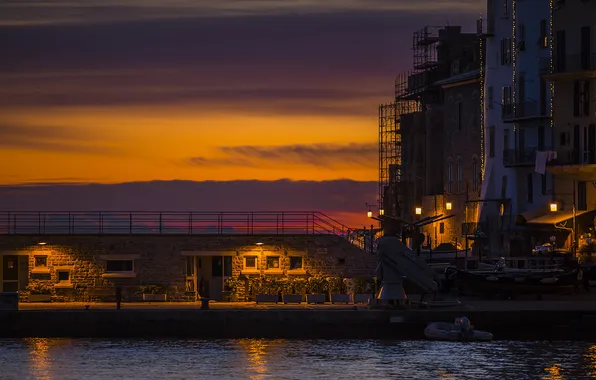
[0,0,480,226]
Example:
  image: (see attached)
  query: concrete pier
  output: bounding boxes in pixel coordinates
[2,300,596,340]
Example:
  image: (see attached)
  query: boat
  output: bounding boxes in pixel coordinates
[424,317,493,342]
[446,260,581,296]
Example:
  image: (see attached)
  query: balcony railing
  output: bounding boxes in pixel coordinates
[503,147,551,167]
[549,149,596,166]
[502,100,548,122]
[552,53,596,75]
[0,211,353,236]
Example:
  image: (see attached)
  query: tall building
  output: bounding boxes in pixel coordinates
[379,26,482,248]
[478,0,554,256]
[543,0,596,253]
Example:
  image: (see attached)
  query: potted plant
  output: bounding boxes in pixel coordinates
[251,277,280,303]
[306,276,328,304]
[353,277,371,303]
[140,285,167,301]
[328,276,350,304]
[282,277,306,304]
[27,283,52,302]
[224,277,243,302]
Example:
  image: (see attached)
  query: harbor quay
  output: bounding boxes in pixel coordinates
[3,299,596,341]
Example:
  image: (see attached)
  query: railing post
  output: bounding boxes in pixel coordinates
[250,212,254,235]
[129,212,132,235]
[218,213,222,234]
[159,213,163,234]
[189,212,192,234]
[38,212,41,235]
[276,214,279,234]
[281,212,284,234]
[306,214,309,234]
[72,213,75,234]
[68,212,72,234]
[12,213,16,235]
[99,212,102,235]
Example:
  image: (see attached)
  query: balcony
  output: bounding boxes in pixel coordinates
[544,53,596,80]
[549,148,596,166]
[503,148,547,167]
[501,100,549,123]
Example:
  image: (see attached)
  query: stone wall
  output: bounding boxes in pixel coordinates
[0,234,377,302]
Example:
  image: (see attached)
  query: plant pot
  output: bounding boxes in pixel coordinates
[255,294,279,304]
[306,293,326,304]
[353,294,370,304]
[29,294,51,303]
[143,294,167,302]
[330,294,351,304]
[230,294,239,302]
[282,294,302,304]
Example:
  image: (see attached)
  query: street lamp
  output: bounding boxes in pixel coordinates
[379,209,385,216]
[446,202,453,211]
[549,202,558,212]
[415,207,422,215]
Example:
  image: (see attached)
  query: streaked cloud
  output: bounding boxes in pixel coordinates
[0,1,484,26]
[0,123,119,154]
[189,143,377,169]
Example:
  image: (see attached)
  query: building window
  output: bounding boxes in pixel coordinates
[489,126,495,157]
[578,182,587,211]
[266,256,280,270]
[472,158,479,191]
[541,174,547,195]
[501,86,512,115]
[34,255,47,268]
[500,38,511,65]
[539,20,548,49]
[57,270,70,284]
[487,86,494,109]
[244,256,258,270]
[518,24,525,51]
[447,162,453,193]
[289,256,303,270]
[501,175,508,198]
[526,173,534,203]
[456,157,463,193]
[457,101,463,131]
[185,256,194,276]
[106,260,133,272]
[503,0,508,18]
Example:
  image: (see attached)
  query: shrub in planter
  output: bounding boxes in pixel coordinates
[250,276,282,303]
[26,283,52,302]
[282,277,307,304]
[328,276,350,303]
[140,285,167,301]
[306,276,328,304]
[224,277,243,301]
[353,277,372,303]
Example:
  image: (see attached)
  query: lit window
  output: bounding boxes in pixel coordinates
[289,256,303,270]
[57,271,70,284]
[266,256,280,270]
[244,256,258,269]
[34,255,47,268]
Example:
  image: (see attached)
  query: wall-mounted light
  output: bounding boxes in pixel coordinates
[38,242,47,246]
[367,210,372,218]
[549,202,558,212]
[446,202,453,211]
[379,209,385,216]
[415,207,422,215]
[255,242,264,246]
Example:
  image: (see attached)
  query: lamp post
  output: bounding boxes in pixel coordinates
[550,191,576,256]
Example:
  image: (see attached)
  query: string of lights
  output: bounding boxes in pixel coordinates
[511,0,517,133]
[549,0,554,129]
[479,16,485,180]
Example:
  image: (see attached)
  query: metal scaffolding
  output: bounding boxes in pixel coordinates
[378,103,399,216]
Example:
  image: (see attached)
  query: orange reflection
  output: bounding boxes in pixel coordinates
[543,363,562,380]
[236,339,283,380]
[586,344,596,377]
[25,338,52,380]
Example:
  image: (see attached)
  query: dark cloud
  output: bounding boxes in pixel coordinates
[0,11,478,114]
[0,179,378,216]
[188,143,377,168]
[0,124,118,154]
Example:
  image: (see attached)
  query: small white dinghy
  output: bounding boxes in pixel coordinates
[424,317,493,342]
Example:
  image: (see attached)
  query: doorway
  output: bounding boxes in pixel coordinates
[209,256,232,301]
[2,255,29,292]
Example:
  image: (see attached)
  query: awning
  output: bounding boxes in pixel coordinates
[524,209,593,225]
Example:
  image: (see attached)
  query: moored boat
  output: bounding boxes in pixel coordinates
[424,317,493,342]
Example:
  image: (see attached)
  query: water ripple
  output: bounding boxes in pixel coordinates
[0,339,595,380]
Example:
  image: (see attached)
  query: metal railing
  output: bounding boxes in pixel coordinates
[461,222,489,237]
[0,211,355,237]
[501,100,547,121]
[553,53,596,74]
[503,147,553,167]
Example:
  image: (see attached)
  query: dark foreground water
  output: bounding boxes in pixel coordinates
[0,339,595,379]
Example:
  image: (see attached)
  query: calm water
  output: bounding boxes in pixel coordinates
[0,339,595,379]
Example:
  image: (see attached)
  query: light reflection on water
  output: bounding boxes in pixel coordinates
[0,339,595,379]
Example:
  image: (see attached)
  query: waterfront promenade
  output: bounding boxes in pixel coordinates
[3,295,596,341]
